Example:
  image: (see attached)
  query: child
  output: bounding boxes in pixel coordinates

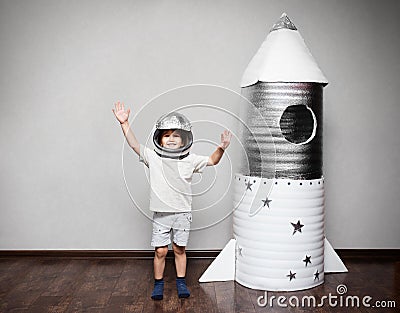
[112,101,231,300]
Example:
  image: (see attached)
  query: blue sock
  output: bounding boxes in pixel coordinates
[151,278,164,300]
[176,277,190,298]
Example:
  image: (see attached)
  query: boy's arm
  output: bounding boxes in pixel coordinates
[208,130,232,166]
[120,121,140,155]
[113,101,141,156]
[208,147,225,166]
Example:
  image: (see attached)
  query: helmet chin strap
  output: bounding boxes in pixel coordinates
[154,150,190,160]
[153,144,190,159]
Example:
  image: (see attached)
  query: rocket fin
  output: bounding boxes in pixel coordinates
[198,239,236,282]
[324,238,348,273]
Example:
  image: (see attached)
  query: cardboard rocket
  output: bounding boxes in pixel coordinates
[199,13,347,291]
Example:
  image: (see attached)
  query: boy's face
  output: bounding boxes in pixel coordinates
[160,130,184,149]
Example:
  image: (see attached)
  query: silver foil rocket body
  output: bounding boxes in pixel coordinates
[241,82,324,180]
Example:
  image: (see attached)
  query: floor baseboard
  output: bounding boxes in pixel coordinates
[0,249,399,259]
[0,250,220,259]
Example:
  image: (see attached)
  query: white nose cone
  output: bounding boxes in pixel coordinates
[241,13,328,87]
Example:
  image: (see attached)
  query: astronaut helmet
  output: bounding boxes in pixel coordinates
[153,112,193,159]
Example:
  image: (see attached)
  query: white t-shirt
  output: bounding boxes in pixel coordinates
[139,144,209,212]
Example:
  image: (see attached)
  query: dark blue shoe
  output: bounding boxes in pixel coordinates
[176,278,190,298]
[151,279,164,300]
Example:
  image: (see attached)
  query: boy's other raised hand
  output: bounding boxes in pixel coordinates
[220,130,232,150]
[112,101,131,124]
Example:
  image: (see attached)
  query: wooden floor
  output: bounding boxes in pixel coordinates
[0,256,399,313]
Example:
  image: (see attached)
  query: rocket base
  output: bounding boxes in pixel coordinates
[198,238,347,289]
[199,175,347,291]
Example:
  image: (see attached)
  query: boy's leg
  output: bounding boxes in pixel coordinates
[151,246,168,300]
[172,242,186,277]
[171,212,191,277]
[172,212,191,298]
[154,245,168,279]
[173,242,190,298]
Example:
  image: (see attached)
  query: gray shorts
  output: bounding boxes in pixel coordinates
[151,212,192,247]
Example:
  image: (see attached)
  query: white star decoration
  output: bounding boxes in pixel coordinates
[245,181,253,191]
[261,197,272,208]
[287,270,296,281]
[303,255,312,267]
[291,220,304,235]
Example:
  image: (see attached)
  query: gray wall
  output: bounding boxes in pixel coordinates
[1,0,399,250]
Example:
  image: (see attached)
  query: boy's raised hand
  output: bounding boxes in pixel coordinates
[112,101,131,124]
[220,130,232,150]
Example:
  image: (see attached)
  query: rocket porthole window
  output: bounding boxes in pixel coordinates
[279,105,317,145]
